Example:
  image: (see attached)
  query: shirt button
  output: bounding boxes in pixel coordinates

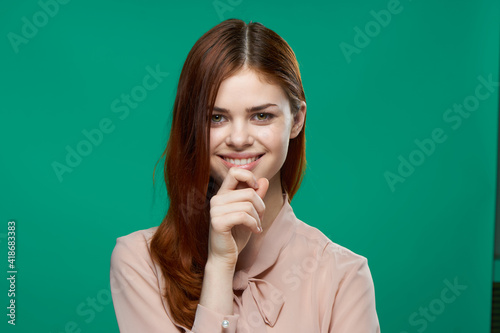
[222,319,230,328]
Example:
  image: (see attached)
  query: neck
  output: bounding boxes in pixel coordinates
[235,172,284,272]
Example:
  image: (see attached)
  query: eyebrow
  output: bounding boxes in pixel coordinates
[213,103,279,113]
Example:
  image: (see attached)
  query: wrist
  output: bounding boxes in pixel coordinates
[199,257,235,316]
[205,256,237,274]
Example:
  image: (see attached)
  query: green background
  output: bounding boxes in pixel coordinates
[1,0,498,332]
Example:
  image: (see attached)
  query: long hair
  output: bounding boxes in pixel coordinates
[150,18,307,329]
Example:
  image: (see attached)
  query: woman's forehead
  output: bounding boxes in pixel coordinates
[215,72,287,106]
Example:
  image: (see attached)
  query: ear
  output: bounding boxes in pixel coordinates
[289,101,307,139]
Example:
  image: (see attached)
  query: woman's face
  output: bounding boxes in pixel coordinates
[209,67,304,190]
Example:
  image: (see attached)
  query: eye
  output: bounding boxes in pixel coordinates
[211,114,224,123]
[254,113,274,121]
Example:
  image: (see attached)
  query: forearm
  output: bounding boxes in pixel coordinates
[198,258,235,315]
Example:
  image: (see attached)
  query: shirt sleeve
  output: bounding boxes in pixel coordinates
[192,304,240,332]
[110,233,240,332]
[329,257,381,333]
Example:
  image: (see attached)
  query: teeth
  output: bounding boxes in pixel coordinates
[223,156,259,165]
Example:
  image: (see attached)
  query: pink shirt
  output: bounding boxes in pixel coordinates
[110,191,380,332]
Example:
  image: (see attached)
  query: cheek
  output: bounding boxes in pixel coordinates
[209,130,223,152]
[259,130,270,140]
[256,127,289,152]
[257,127,277,143]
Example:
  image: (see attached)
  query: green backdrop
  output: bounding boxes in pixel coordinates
[1,0,498,332]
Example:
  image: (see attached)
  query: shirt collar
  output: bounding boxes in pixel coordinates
[233,190,298,288]
[231,190,298,329]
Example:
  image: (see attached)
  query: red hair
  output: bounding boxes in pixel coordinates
[150,18,307,329]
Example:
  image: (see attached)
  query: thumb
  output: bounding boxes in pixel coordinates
[255,177,269,200]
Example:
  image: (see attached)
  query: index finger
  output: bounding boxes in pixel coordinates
[218,167,259,194]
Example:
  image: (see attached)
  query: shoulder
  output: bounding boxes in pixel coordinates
[110,226,159,273]
[290,219,369,277]
[288,222,380,330]
[288,219,375,308]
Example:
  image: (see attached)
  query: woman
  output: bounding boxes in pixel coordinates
[110,18,380,332]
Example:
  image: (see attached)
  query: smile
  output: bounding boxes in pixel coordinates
[218,154,264,170]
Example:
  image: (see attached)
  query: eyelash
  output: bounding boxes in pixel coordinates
[210,113,275,125]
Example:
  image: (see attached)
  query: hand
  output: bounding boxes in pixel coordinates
[208,167,269,268]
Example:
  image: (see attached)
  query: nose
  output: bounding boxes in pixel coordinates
[225,121,254,148]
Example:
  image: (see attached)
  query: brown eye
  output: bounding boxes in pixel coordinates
[255,113,273,121]
[211,114,223,122]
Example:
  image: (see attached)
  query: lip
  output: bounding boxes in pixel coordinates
[218,152,263,159]
[218,154,264,171]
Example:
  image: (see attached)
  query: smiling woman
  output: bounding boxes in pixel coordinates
[209,68,302,191]
[109,18,380,333]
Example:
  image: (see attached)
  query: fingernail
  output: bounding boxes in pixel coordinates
[254,181,259,189]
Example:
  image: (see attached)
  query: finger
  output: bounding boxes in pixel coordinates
[211,201,261,231]
[211,188,266,221]
[211,210,261,234]
[218,167,259,194]
[254,177,269,201]
[211,200,260,221]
